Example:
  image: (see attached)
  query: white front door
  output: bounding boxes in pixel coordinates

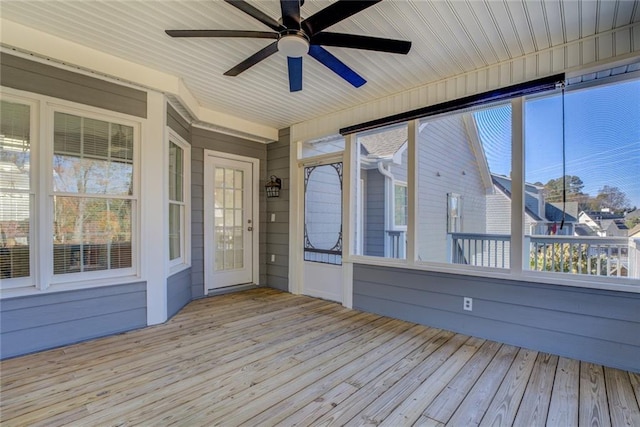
[204,152,257,291]
[301,160,344,302]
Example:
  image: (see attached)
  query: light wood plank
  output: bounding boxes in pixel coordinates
[380,337,485,426]
[47,310,382,426]
[446,344,520,426]
[311,330,457,426]
[604,367,640,426]
[546,357,579,427]
[580,362,612,427]
[629,372,640,408]
[275,326,444,427]
[422,340,502,424]
[345,333,470,426]
[512,353,558,427]
[1,290,638,427]
[1,299,341,421]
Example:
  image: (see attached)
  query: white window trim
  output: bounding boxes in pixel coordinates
[0,92,39,290]
[344,86,640,294]
[46,102,140,286]
[167,129,191,273]
[0,86,143,296]
[393,181,408,230]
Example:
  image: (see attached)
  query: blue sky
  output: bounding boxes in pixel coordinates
[476,78,640,208]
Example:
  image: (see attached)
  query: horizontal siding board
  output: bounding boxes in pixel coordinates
[1,309,146,359]
[167,268,192,318]
[167,104,191,142]
[354,293,640,373]
[0,283,147,359]
[355,280,640,347]
[0,282,146,310]
[353,266,640,323]
[0,53,146,118]
[266,128,290,291]
[353,264,640,372]
[1,292,147,333]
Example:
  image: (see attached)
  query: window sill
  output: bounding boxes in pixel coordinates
[0,274,144,299]
[345,255,640,294]
[169,263,191,276]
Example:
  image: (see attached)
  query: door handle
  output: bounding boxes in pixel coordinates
[247,226,253,231]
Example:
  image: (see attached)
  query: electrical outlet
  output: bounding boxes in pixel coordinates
[463,297,473,311]
[271,213,276,222]
[271,254,276,263]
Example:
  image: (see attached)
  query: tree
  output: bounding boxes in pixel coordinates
[592,185,632,213]
[543,175,586,203]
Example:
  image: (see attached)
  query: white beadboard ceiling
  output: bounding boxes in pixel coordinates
[1,0,639,135]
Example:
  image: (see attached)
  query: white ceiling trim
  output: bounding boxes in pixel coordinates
[291,22,640,143]
[0,18,279,142]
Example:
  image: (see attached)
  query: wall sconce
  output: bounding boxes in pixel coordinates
[265,175,282,198]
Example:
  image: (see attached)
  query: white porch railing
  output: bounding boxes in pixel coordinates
[448,233,639,278]
[386,230,406,259]
[448,233,511,268]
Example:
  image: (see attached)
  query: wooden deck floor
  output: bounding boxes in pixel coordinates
[1,288,639,426]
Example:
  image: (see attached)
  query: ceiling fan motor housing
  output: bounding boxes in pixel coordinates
[278,31,310,57]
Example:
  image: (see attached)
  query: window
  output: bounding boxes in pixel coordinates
[355,123,408,259]
[168,133,190,267]
[525,78,640,279]
[300,135,345,159]
[1,89,141,291]
[0,99,32,284]
[416,103,512,268]
[52,112,135,275]
[394,183,408,227]
[447,193,462,233]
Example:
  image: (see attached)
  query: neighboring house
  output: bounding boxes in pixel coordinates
[629,224,640,238]
[489,174,578,236]
[579,210,629,237]
[357,113,493,262]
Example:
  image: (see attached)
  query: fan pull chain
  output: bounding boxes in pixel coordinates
[560,80,566,231]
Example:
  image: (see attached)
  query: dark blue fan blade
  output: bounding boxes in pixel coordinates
[308,45,366,88]
[287,56,303,92]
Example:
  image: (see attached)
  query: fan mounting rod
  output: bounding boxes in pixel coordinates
[278,31,309,57]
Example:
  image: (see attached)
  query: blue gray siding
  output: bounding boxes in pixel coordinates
[417,114,488,263]
[167,104,191,142]
[0,53,147,118]
[364,169,385,256]
[191,127,268,298]
[1,283,147,359]
[353,264,640,372]
[266,128,290,291]
[167,268,192,318]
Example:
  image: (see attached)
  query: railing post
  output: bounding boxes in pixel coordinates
[523,235,531,271]
[630,238,640,279]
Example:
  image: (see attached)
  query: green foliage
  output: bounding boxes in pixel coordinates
[543,176,632,213]
[529,243,616,276]
[543,175,585,204]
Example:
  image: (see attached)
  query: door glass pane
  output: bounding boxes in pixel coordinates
[304,162,342,265]
[214,166,245,271]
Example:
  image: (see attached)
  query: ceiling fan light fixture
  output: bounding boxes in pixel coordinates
[278,35,309,57]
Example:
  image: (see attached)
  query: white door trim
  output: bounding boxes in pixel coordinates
[293,149,347,304]
[203,149,259,293]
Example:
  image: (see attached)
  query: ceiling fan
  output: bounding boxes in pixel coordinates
[165,0,412,92]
